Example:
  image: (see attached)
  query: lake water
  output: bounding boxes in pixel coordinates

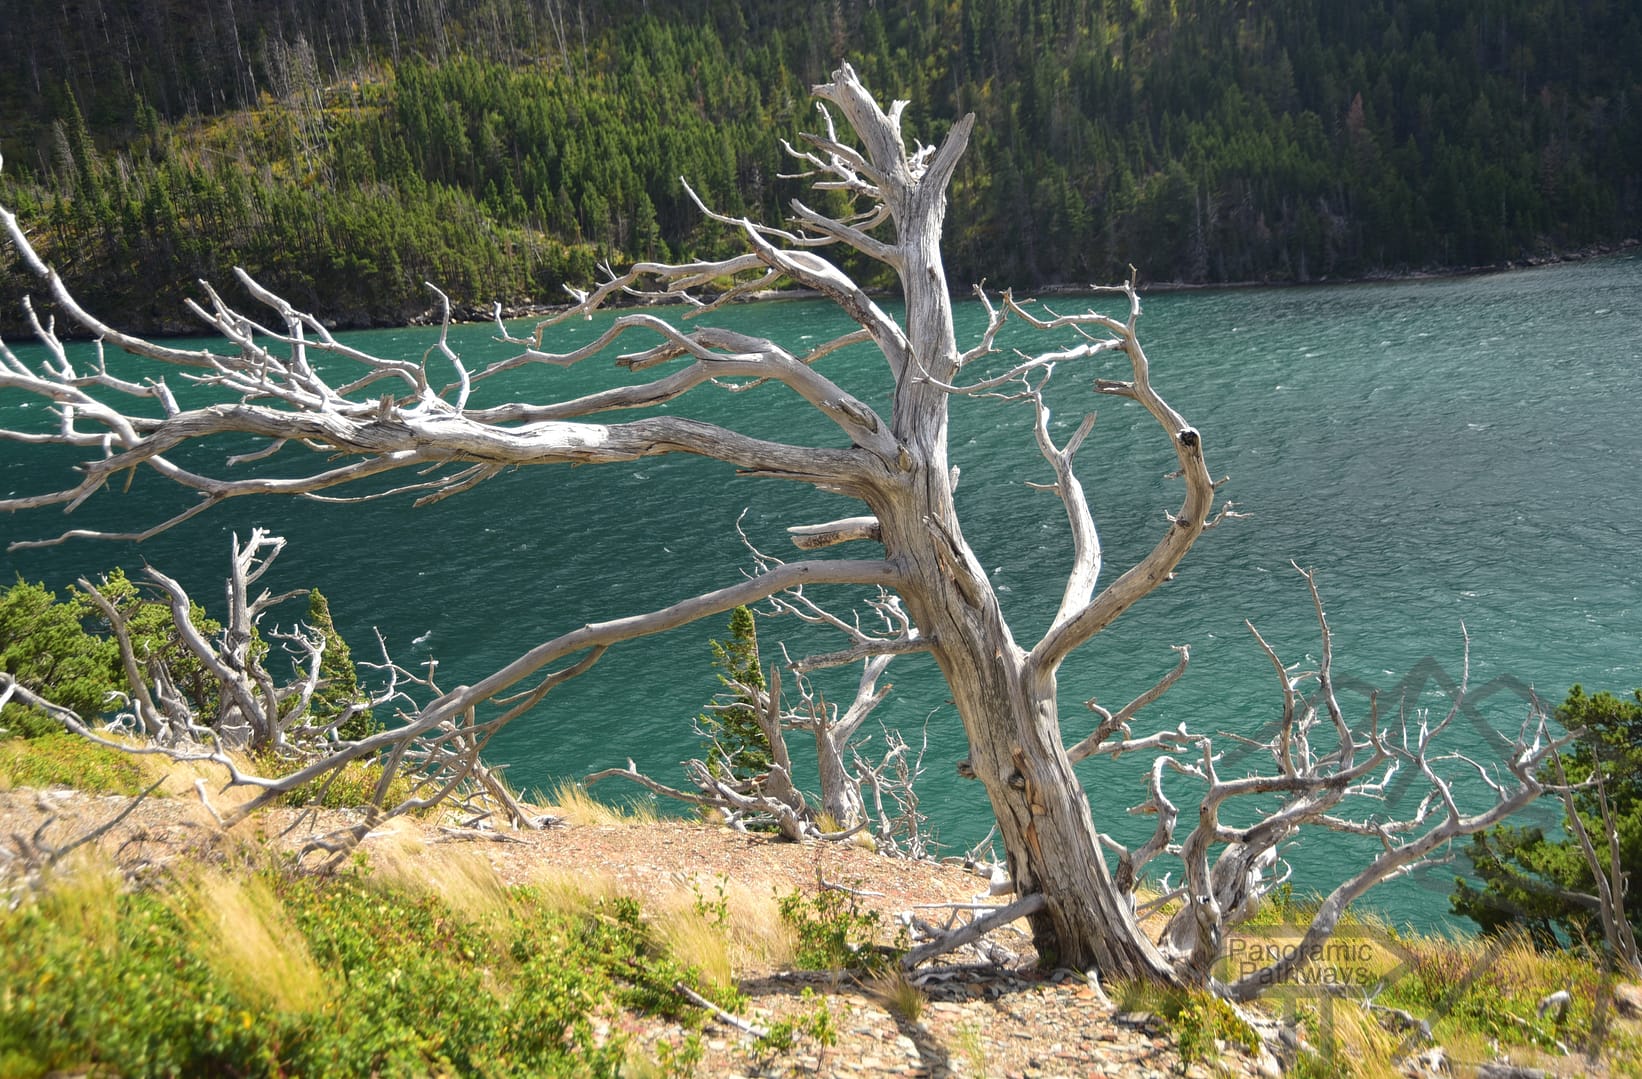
[3,255,1640,930]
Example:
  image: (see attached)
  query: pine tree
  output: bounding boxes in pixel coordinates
[306,588,376,741]
[1453,685,1642,954]
[695,605,771,784]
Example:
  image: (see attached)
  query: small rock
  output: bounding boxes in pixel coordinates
[1615,982,1642,1018]
[1401,1046,1447,1078]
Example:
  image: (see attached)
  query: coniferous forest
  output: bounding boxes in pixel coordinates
[1,0,1638,333]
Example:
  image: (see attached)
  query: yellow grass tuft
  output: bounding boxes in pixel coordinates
[953,1021,988,1074]
[655,906,736,994]
[1293,997,1406,1079]
[541,780,658,826]
[643,873,798,988]
[520,864,622,918]
[870,969,926,1021]
[172,867,325,1014]
[719,878,797,971]
[361,819,514,927]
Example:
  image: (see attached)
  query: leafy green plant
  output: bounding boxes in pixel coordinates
[0,733,159,796]
[754,987,837,1058]
[1,855,731,1077]
[691,874,731,929]
[776,886,900,973]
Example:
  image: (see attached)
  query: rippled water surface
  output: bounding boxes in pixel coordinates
[4,255,1639,928]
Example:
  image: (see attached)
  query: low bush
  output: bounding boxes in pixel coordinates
[777,885,902,973]
[0,853,729,1077]
[0,733,160,796]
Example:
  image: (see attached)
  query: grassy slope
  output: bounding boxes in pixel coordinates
[3,737,1640,1077]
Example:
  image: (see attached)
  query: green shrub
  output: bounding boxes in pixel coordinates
[0,733,158,796]
[1171,990,1261,1065]
[1114,981,1259,1067]
[0,860,725,1077]
[0,578,121,739]
[253,751,415,811]
[754,987,837,1059]
[777,886,900,973]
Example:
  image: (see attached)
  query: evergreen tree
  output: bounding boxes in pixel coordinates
[0,579,120,739]
[694,605,772,784]
[1453,685,1642,955]
[5,1,1641,334]
[306,588,377,741]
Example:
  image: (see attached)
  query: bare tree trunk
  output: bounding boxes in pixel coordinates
[812,726,866,828]
[881,494,1176,977]
[829,87,1183,977]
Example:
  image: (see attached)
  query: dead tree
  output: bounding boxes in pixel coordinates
[590,546,922,846]
[0,65,1569,989]
[0,532,537,850]
[590,587,929,852]
[80,529,334,751]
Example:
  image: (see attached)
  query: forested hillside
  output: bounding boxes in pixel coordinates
[2,0,1638,332]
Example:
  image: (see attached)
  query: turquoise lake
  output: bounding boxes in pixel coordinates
[3,255,1640,930]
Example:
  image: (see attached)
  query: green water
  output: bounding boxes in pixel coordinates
[3,255,1640,929]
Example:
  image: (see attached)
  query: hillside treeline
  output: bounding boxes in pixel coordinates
[1,0,1638,333]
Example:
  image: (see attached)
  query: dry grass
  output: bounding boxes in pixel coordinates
[716,876,797,972]
[656,906,736,993]
[541,781,659,826]
[646,872,796,989]
[172,866,326,1014]
[361,820,514,928]
[953,1021,988,1074]
[36,850,122,955]
[1295,997,1407,1079]
[870,969,926,1020]
[519,864,622,917]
